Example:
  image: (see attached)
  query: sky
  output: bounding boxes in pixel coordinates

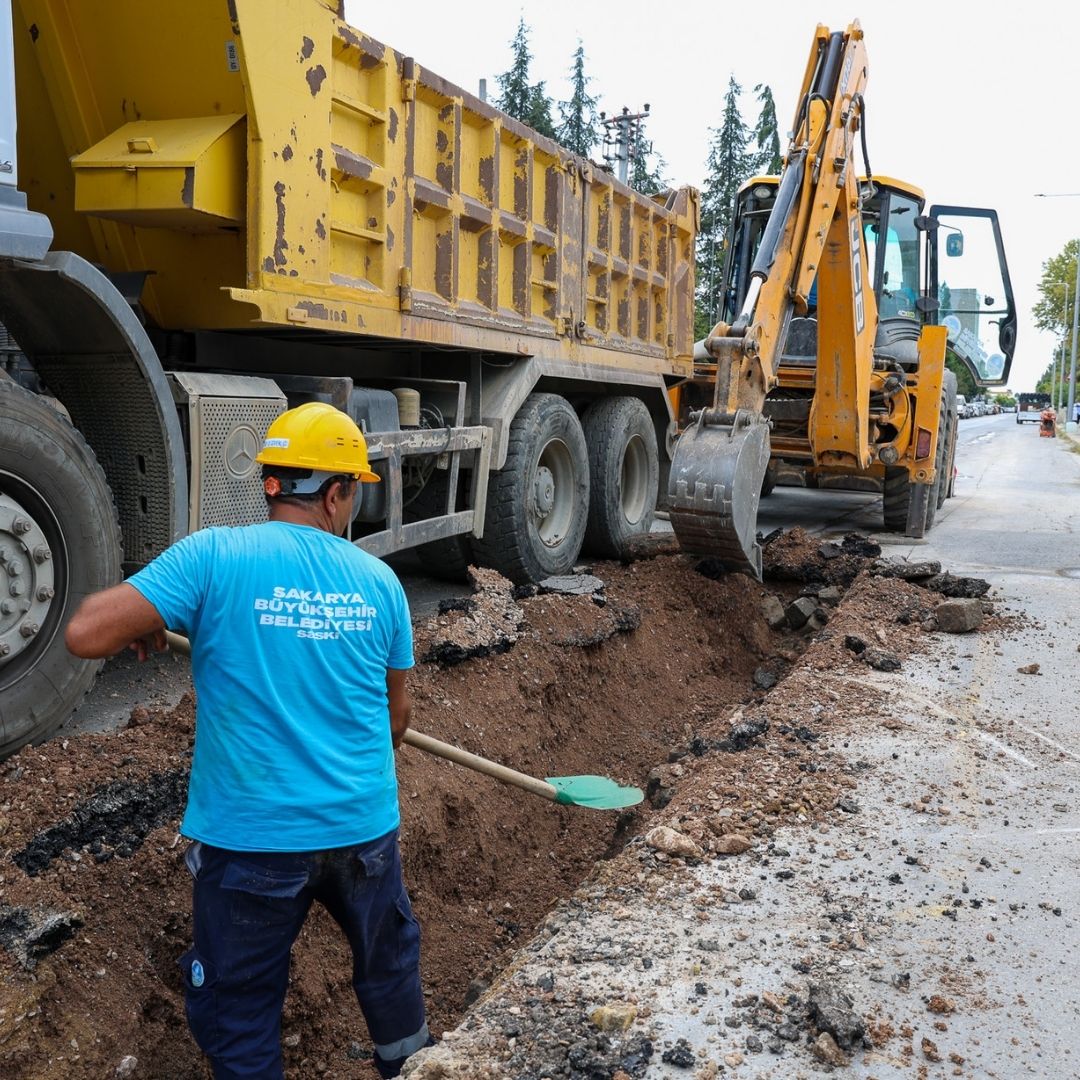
[345,1,1080,393]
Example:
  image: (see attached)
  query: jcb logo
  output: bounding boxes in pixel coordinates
[850,219,865,334]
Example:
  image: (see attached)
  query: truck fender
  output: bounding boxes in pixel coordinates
[0,250,188,565]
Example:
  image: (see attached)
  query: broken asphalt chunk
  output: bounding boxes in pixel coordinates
[935,597,985,633]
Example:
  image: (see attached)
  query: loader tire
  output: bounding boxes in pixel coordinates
[882,466,911,531]
[0,380,122,759]
[406,471,474,581]
[473,393,589,584]
[581,396,658,558]
[939,372,958,506]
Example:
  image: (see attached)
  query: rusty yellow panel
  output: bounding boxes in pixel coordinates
[460,111,495,206]
[15,0,696,368]
[72,116,246,229]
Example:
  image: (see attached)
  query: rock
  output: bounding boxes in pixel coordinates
[115,1057,138,1078]
[422,568,524,666]
[713,834,754,856]
[808,981,865,1050]
[817,585,843,606]
[841,533,881,557]
[753,667,778,690]
[660,1039,696,1068]
[785,597,817,629]
[538,574,605,597]
[921,572,991,598]
[863,648,901,672]
[927,995,955,1015]
[871,558,942,580]
[745,1035,764,1053]
[921,1036,942,1062]
[646,764,681,809]
[283,1034,301,1048]
[818,542,843,560]
[811,1032,849,1067]
[760,595,788,629]
[1017,663,1041,675]
[713,714,768,752]
[935,598,984,633]
[0,904,84,970]
[590,1002,638,1033]
[462,978,489,1006]
[645,827,703,860]
[844,634,867,655]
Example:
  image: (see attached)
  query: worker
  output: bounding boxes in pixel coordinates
[65,402,433,1079]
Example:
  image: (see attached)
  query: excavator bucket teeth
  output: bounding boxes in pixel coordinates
[667,411,772,579]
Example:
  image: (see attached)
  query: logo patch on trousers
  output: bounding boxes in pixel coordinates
[191,959,205,988]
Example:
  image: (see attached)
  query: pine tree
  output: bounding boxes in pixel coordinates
[627,121,666,195]
[751,83,782,174]
[496,18,533,121]
[496,18,556,139]
[557,42,600,157]
[697,76,754,331]
[526,83,557,140]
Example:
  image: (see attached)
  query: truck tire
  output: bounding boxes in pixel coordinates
[405,471,473,581]
[940,372,958,505]
[0,380,122,758]
[882,466,911,531]
[473,393,589,584]
[581,396,658,558]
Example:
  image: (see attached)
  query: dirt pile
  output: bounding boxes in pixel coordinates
[0,536,999,1079]
[0,554,783,1080]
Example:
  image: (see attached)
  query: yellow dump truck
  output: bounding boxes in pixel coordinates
[0,0,697,753]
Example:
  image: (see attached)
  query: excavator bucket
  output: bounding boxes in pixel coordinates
[668,409,772,578]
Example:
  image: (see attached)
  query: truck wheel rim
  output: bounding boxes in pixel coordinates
[621,434,649,525]
[532,439,574,548]
[0,483,61,677]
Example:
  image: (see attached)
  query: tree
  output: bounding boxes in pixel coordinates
[697,76,754,332]
[496,18,556,138]
[628,123,666,196]
[525,83,557,139]
[751,83,782,174]
[945,354,977,399]
[557,42,599,157]
[1033,239,1079,335]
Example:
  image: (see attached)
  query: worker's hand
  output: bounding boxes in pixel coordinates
[129,628,169,662]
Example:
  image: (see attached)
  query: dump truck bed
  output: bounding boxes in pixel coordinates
[14,0,695,376]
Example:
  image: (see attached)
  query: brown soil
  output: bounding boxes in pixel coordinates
[0,555,783,1079]
[0,535,984,1079]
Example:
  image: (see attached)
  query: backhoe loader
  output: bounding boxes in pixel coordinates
[668,20,1016,576]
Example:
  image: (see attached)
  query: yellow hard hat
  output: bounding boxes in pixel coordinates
[256,402,380,483]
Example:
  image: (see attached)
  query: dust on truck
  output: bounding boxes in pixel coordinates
[0,0,698,755]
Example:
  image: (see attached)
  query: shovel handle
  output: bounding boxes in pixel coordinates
[162,632,558,803]
[402,730,558,802]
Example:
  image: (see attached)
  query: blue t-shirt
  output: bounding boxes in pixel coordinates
[128,522,414,852]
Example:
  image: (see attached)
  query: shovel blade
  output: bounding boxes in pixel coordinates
[545,774,644,810]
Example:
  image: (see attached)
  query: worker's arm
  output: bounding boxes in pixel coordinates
[65,583,167,660]
[387,668,411,749]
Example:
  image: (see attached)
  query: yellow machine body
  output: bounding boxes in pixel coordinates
[14,0,695,375]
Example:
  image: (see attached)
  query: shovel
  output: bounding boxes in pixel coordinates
[162,631,642,810]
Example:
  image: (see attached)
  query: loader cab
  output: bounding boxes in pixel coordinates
[719,176,1016,386]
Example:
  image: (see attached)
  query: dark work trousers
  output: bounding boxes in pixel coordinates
[178,828,431,1079]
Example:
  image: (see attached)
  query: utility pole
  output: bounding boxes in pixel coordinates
[600,105,650,185]
[1069,242,1079,425]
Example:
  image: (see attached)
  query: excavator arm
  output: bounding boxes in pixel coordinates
[669,22,875,576]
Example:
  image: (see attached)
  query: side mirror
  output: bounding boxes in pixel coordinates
[946,233,964,257]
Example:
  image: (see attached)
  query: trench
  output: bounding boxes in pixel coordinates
[0,550,844,1079]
